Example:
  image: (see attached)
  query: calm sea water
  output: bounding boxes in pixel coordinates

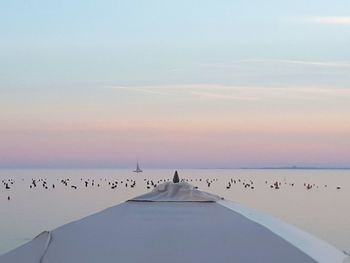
[0,168,349,255]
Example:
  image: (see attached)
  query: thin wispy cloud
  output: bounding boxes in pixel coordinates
[108,84,350,101]
[251,59,350,68]
[166,68,183,72]
[273,59,350,68]
[188,90,260,101]
[201,59,350,69]
[200,63,243,69]
[304,16,350,25]
[109,85,187,96]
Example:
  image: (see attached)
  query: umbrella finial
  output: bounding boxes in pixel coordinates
[173,170,180,183]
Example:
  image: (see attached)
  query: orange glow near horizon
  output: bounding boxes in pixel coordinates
[1,85,350,168]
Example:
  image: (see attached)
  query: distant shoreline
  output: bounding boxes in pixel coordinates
[241,167,350,170]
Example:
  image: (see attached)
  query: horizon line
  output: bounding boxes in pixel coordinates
[1,166,350,170]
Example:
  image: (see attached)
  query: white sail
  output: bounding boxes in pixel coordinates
[133,162,142,173]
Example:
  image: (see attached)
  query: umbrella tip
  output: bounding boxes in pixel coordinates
[173,170,180,183]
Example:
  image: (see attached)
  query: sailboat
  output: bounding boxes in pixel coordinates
[133,162,143,173]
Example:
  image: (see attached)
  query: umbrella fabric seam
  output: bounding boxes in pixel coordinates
[217,200,347,263]
[39,231,52,263]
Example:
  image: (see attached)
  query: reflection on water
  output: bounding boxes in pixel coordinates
[0,169,349,254]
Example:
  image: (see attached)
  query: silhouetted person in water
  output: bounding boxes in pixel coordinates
[173,171,180,183]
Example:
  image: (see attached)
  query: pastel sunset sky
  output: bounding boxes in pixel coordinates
[1,0,349,168]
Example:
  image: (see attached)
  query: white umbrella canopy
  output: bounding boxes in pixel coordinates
[1,173,348,263]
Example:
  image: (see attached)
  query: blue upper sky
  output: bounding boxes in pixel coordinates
[1,0,349,88]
